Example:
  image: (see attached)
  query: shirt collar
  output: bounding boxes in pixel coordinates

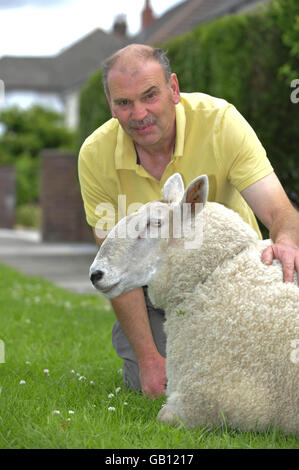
[173,100,186,158]
[114,99,186,170]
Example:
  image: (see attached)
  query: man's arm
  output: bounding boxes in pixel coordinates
[92,229,166,398]
[110,288,166,398]
[241,172,299,282]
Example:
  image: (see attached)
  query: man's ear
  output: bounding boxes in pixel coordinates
[105,92,117,118]
[169,73,180,105]
[180,175,209,215]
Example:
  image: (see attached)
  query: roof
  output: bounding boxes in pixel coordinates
[54,29,129,91]
[0,28,128,93]
[135,0,268,45]
[0,56,57,91]
[0,0,268,93]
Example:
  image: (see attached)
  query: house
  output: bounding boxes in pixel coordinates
[0,27,129,128]
[136,0,269,45]
[0,0,268,129]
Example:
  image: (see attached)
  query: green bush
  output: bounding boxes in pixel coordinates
[14,152,40,205]
[0,105,77,205]
[78,69,111,146]
[16,203,41,229]
[78,0,299,204]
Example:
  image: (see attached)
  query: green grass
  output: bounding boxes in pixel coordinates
[0,263,298,449]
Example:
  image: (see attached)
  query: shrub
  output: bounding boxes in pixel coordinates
[0,105,77,205]
[16,203,41,229]
[78,69,111,146]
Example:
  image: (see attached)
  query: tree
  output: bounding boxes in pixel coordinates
[0,105,77,204]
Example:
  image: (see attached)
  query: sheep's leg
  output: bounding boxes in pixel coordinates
[158,405,181,426]
[157,392,182,426]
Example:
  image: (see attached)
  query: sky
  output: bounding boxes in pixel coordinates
[0,0,183,58]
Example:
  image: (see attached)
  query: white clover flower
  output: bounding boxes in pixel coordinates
[19,380,26,385]
[108,407,116,412]
[90,380,95,385]
[68,410,75,415]
[70,370,75,374]
[117,368,122,375]
[115,387,121,393]
[43,369,50,375]
[25,361,31,365]
[108,393,114,398]
[124,402,128,405]
[78,375,86,381]
[52,410,60,415]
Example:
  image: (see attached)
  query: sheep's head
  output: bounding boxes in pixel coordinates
[89,173,208,298]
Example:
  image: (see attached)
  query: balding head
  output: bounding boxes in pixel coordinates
[102,44,172,96]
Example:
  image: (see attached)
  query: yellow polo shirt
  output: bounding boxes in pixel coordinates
[78,92,273,237]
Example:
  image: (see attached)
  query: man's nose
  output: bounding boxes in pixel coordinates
[131,102,147,121]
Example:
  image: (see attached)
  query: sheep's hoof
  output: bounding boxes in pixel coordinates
[158,405,181,427]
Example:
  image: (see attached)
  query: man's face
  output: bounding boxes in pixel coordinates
[106,60,180,148]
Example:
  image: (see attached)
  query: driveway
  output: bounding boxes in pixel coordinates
[0,229,98,294]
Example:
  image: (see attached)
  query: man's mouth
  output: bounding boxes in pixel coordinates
[128,118,156,133]
[134,123,154,133]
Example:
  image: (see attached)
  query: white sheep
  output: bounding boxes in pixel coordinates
[90,173,299,433]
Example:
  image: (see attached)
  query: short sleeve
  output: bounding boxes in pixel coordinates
[215,105,273,192]
[78,143,117,231]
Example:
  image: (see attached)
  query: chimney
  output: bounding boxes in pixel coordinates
[113,14,127,38]
[142,0,155,30]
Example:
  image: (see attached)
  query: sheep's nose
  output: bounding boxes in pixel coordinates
[90,270,104,285]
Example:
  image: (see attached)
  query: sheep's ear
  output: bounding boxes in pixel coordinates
[162,173,185,203]
[181,175,209,214]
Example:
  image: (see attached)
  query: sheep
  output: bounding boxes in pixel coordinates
[90,173,299,433]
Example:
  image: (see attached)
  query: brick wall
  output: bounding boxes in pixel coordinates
[41,149,93,243]
[0,165,16,229]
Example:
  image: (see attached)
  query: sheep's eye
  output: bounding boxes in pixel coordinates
[151,219,162,227]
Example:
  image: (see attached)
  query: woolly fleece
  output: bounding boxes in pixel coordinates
[149,202,299,433]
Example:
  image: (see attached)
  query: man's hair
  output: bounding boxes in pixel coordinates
[101,45,172,95]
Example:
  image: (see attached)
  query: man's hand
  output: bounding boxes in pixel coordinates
[139,353,166,399]
[262,240,299,283]
[241,173,299,283]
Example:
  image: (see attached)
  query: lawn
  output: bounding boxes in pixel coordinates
[0,263,298,449]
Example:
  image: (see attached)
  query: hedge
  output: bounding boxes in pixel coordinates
[78,0,299,204]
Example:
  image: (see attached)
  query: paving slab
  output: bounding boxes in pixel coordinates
[0,229,98,294]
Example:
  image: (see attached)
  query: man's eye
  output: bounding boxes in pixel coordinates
[115,99,129,107]
[146,93,156,101]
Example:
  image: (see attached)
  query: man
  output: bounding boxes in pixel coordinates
[78,44,299,399]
